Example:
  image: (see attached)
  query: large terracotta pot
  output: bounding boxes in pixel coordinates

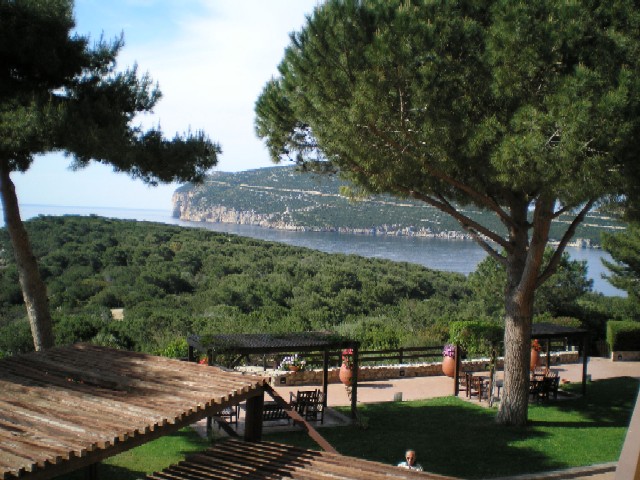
[530,349,541,371]
[442,355,456,377]
[339,363,353,386]
[288,365,300,372]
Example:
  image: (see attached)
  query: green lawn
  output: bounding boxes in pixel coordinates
[54,377,638,479]
[265,377,639,479]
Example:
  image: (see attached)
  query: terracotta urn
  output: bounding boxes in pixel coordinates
[339,363,353,385]
[530,349,540,372]
[442,355,456,377]
[288,365,300,372]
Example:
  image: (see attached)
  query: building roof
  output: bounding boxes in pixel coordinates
[188,332,358,354]
[0,343,268,480]
[145,438,456,480]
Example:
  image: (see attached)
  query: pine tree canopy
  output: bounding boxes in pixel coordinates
[0,0,220,181]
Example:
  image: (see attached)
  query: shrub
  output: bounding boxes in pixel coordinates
[533,313,583,328]
[449,320,504,357]
[607,320,640,352]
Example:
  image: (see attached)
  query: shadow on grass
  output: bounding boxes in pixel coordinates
[267,396,548,478]
[265,378,639,479]
[546,377,640,425]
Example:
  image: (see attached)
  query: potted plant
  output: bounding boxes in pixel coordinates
[442,344,456,377]
[530,339,542,371]
[339,348,354,385]
[279,354,305,372]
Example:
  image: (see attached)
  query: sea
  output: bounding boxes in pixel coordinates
[3,204,625,297]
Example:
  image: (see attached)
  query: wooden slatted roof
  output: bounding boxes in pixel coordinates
[146,439,457,480]
[0,343,269,480]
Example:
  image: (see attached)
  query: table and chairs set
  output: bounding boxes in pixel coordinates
[215,388,326,431]
[457,367,561,403]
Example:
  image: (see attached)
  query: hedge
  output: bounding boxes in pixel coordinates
[607,320,640,351]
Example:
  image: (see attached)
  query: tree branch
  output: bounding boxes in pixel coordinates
[365,123,516,229]
[536,199,596,287]
[406,188,511,251]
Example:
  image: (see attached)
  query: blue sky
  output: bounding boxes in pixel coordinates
[12,1,320,210]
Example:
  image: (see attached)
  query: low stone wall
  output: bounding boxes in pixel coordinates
[612,351,640,361]
[269,351,581,387]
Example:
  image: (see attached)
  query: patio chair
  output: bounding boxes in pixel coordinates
[457,371,469,397]
[468,375,486,401]
[290,389,325,423]
[537,375,560,402]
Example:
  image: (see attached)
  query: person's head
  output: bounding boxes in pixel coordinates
[405,449,417,466]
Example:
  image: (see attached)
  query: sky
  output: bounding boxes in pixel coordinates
[12,0,321,210]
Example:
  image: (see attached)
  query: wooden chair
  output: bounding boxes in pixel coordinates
[290,389,325,423]
[529,378,543,401]
[538,375,560,402]
[457,371,469,397]
[468,375,485,401]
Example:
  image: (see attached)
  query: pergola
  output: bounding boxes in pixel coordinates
[187,332,360,418]
[531,322,590,395]
[0,343,268,480]
[144,438,456,480]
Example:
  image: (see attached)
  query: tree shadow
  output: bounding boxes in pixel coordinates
[265,381,638,479]
[547,377,639,425]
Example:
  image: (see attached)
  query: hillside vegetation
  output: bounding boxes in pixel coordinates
[0,216,622,358]
[174,166,625,245]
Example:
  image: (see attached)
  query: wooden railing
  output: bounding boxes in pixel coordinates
[284,345,444,369]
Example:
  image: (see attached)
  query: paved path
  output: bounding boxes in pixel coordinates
[272,356,640,407]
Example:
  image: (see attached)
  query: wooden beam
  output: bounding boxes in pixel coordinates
[263,384,338,454]
[244,391,264,442]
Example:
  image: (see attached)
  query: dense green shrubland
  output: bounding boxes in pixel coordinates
[0,216,615,358]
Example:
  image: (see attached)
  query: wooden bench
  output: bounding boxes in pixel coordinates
[263,401,291,423]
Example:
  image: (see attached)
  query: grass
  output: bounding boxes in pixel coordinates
[264,377,639,479]
[54,428,210,480]
[53,377,638,479]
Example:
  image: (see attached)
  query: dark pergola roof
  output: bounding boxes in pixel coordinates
[531,323,588,339]
[0,344,268,480]
[146,438,455,480]
[187,331,358,355]
[187,332,361,419]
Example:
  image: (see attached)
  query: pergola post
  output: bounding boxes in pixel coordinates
[545,339,551,371]
[244,390,265,442]
[322,349,329,410]
[582,333,589,396]
[453,344,461,396]
[351,344,359,419]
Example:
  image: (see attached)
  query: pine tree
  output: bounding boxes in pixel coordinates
[255,0,640,425]
[0,0,220,350]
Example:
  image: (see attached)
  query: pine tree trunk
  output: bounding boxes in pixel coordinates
[496,291,533,425]
[0,163,54,351]
[495,197,553,426]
